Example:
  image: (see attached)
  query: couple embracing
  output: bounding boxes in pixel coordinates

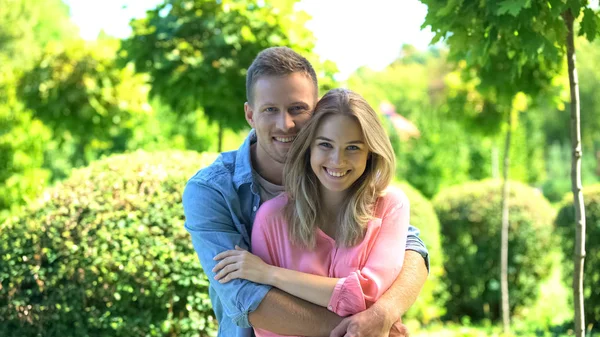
[183,47,429,337]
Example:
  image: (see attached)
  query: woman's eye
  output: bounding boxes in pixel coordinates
[347,145,360,151]
[318,142,332,148]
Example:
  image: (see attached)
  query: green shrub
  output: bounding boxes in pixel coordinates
[0,150,218,337]
[555,184,600,326]
[392,181,447,323]
[433,179,556,322]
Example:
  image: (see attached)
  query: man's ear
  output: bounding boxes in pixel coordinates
[244,102,255,128]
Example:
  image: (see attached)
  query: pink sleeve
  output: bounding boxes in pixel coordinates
[250,195,287,267]
[327,188,410,317]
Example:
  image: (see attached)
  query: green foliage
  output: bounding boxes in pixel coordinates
[0,106,52,215]
[396,120,472,198]
[0,63,52,218]
[0,150,219,337]
[419,0,599,101]
[18,39,151,167]
[0,0,77,70]
[555,184,600,326]
[120,0,332,134]
[542,143,600,203]
[391,181,447,323]
[433,180,556,322]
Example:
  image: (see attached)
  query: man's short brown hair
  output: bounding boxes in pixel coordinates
[246,47,318,105]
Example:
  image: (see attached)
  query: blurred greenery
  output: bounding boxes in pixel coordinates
[555,184,600,327]
[0,151,219,336]
[433,180,557,322]
[1,0,600,335]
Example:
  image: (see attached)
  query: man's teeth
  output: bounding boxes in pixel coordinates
[275,136,295,143]
[326,169,348,177]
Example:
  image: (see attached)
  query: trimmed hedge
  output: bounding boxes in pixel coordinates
[0,150,218,337]
[391,181,446,323]
[433,180,556,322]
[555,184,600,326]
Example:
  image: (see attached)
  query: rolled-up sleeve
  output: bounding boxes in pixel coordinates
[327,190,410,316]
[183,180,272,328]
[406,225,430,272]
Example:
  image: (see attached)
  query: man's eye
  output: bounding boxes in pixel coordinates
[291,106,308,113]
[265,107,277,112]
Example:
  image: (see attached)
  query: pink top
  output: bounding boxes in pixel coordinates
[250,187,410,337]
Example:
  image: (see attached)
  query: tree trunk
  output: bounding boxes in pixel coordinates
[564,10,587,337]
[217,120,224,153]
[492,145,499,179]
[500,110,512,334]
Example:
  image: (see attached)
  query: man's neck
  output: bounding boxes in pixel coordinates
[251,143,285,186]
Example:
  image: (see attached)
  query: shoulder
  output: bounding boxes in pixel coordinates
[376,186,410,214]
[256,193,288,220]
[185,151,237,192]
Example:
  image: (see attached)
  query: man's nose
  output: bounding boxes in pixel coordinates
[276,112,295,132]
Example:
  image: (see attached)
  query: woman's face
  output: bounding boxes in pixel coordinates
[310,114,369,195]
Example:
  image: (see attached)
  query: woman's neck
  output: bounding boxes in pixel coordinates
[318,187,347,236]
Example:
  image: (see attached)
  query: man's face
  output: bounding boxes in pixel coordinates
[245,72,317,164]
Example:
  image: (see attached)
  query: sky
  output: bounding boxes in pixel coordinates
[64,0,436,79]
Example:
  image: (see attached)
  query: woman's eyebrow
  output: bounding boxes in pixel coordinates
[315,136,364,144]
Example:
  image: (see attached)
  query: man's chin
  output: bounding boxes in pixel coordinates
[270,151,287,165]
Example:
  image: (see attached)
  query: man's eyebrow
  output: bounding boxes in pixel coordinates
[315,136,364,144]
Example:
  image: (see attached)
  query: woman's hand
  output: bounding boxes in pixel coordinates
[212,246,273,285]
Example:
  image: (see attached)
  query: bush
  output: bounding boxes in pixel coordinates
[391,181,447,323]
[433,179,556,322]
[0,150,218,337]
[555,184,600,326]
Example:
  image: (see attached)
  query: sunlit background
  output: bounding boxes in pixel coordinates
[1,0,599,336]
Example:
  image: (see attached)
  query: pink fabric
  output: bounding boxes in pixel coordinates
[250,187,410,337]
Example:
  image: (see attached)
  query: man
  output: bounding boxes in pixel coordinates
[183,47,429,337]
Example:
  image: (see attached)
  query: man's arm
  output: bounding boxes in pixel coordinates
[374,250,428,318]
[184,181,342,335]
[250,288,343,337]
[331,225,429,337]
[381,223,430,318]
[183,181,272,328]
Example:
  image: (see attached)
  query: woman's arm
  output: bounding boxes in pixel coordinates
[213,247,340,307]
[214,188,410,314]
[327,187,410,316]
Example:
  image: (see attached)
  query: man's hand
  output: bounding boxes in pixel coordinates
[389,319,409,337]
[329,303,408,337]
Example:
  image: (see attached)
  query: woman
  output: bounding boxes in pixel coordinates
[213,88,410,337]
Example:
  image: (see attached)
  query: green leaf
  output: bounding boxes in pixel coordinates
[580,7,599,41]
[496,0,531,16]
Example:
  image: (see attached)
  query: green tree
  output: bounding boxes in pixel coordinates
[120,0,336,151]
[0,0,77,70]
[0,67,52,218]
[0,0,77,215]
[18,39,151,168]
[420,1,600,334]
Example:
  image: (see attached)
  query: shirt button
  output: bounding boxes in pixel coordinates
[253,206,257,212]
[328,305,333,310]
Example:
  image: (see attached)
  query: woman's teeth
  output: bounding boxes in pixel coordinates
[326,169,348,177]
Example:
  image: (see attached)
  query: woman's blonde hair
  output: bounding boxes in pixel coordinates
[283,88,396,248]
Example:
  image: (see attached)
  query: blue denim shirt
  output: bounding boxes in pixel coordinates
[183,130,430,337]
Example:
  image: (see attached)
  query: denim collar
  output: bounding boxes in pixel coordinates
[232,129,257,190]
